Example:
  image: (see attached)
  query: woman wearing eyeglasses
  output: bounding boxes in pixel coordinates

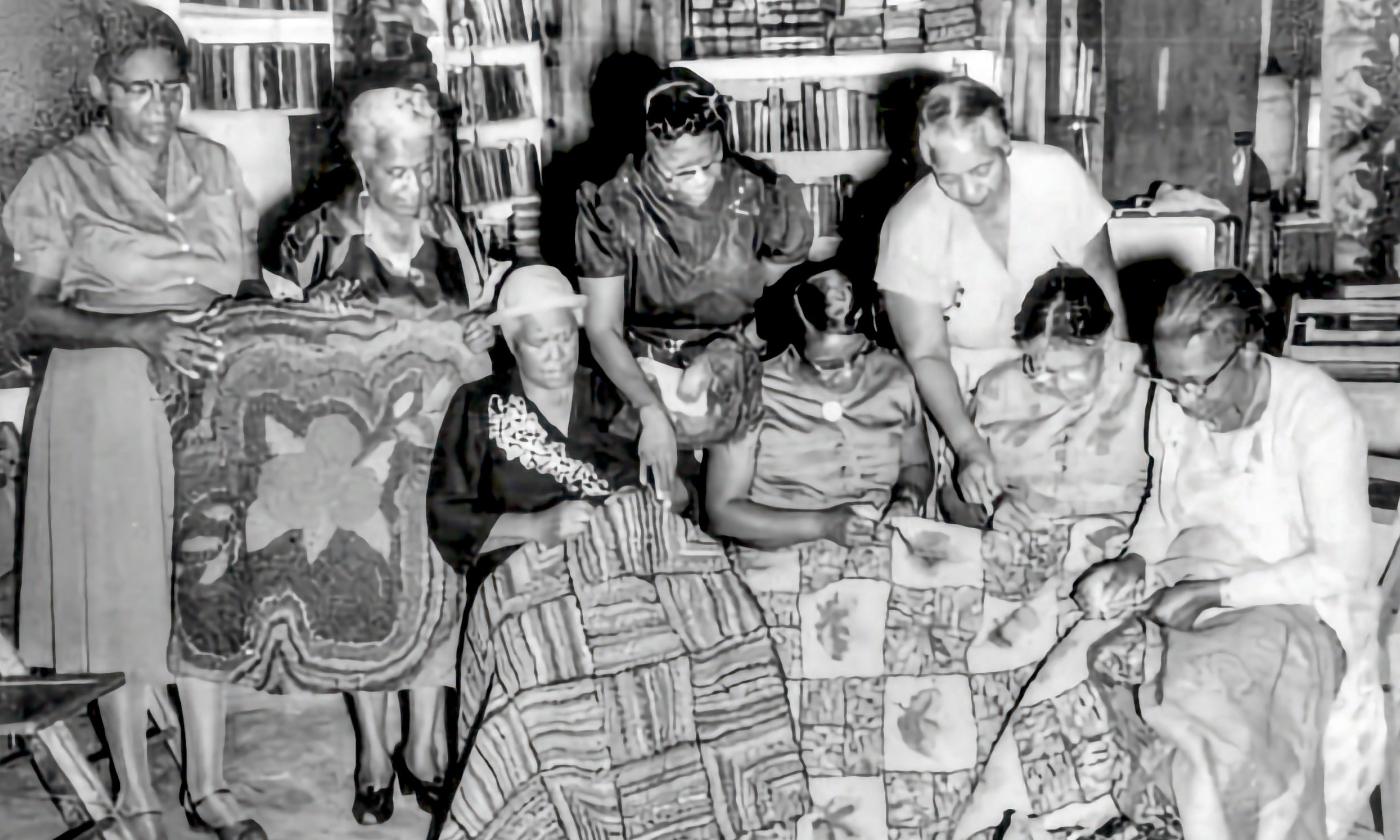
[966,266,1149,533]
[705,263,932,550]
[1071,269,1383,839]
[576,68,814,498]
[2,6,263,839]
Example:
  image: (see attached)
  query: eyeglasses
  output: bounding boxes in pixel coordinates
[108,76,187,106]
[1135,343,1241,398]
[651,158,720,183]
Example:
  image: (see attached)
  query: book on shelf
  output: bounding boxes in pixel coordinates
[796,176,851,238]
[457,139,541,207]
[189,41,331,111]
[685,0,982,57]
[448,0,539,48]
[449,64,535,126]
[180,0,330,9]
[724,84,881,154]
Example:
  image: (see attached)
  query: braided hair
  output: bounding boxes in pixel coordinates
[1013,266,1114,345]
[1155,268,1272,348]
[643,68,727,143]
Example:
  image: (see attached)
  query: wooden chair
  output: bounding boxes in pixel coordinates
[1366,455,1400,840]
[0,629,135,840]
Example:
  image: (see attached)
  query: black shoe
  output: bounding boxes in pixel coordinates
[180,788,267,840]
[393,751,446,816]
[352,780,395,826]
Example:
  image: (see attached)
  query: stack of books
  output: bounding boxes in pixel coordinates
[922,0,978,48]
[448,64,534,126]
[457,139,541,207]
[882,2,923,51]
[797,176,851,238]
[181,0,329,9]
[756,0,839,54]
[188,41,332,111]
[724,83,882,153]
[448,0,538,48]
[832,0,884,53]
[689,0,759,58]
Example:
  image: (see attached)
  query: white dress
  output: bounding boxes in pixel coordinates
[1127,355,1386,839]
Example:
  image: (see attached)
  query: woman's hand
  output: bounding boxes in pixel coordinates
[821,504,879,548]
[459,311,495,355]
[1146,579,1223,630]
[637,404,678,499]
[129,313,223,379]
[954,440,1001,508]
[1073,554,1146,617]
[535,500,595,547]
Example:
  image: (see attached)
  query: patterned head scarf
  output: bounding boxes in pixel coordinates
[343,84,440,161]
[643,68,727,142]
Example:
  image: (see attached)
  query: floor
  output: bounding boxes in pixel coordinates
[0,688,435,840]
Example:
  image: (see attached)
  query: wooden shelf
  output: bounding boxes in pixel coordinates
[191,107,320,116]
[177,6,333,45]
[458,116,545,143]
[445,42,543,66]
[674,50,996,84]
[749,148,890,181]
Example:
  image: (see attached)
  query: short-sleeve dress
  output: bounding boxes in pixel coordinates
[874,141,1114,394]
[2,127,258,683]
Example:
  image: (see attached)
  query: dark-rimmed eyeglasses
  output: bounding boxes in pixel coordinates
[1135,343,1241,398]
[108,76,187,105]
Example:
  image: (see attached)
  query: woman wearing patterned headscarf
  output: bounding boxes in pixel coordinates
[576,67,814,498]
[1,4,263,838]
[272,82,495,827]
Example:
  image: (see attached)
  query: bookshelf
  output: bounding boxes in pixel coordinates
[673,49,998,256]
[442,0,547,258]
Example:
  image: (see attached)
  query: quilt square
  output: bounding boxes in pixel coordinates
[883,675,978,773]
[800,724,846,776]
[497,596,593,693]
[844,678,883,776]
[885,584,983,675]
[656,573,766,653]
[848,544,891,581]
[578,578,686,675]
[799,776,887,840]
[735,544,802,593]
[515,679,608,773]
[544,772,624,840]
[885,772,935,830]
[799,579,890,678]
[890,520,984,590]
[702,727,811,836]
[980,526,1069,602]
[799,679,846,726]
[965,590,1059,675]
[600,658,696,763]
[615,744,720,839]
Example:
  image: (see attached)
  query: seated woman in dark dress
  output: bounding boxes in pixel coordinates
[427,266,807,840]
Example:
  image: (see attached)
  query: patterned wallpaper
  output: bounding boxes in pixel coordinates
[1323,0,1400,275]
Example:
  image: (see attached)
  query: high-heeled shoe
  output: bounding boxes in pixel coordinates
[119,809,168,840]
[392,750,446,816]
[352,777,395,826]
[180,788,267,840]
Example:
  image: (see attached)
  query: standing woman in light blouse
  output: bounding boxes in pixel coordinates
[875,78,1125,515]
[2,5,264,839]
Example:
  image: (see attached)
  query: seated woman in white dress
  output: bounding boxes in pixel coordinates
[1070,270,1385,840]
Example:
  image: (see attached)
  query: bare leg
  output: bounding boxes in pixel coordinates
[404,688,445,781]
[352,691,394,789]
[175,677,226,800]
[95,681,159,813]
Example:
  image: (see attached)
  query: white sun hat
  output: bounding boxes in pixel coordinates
[487,265,589,327]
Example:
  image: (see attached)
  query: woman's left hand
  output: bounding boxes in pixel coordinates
[1146,579,1223,630]
[459,311,495,354]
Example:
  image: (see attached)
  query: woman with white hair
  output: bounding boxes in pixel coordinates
[273,83,495,826]
[875,78,1126,519]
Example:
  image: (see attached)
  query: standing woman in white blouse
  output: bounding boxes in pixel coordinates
[874,78,1126,514]
[1076,270,1384,839]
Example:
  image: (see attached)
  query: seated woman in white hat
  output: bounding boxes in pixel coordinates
[427,264,690,580]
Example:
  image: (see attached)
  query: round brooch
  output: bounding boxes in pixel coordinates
[821,401,844,422]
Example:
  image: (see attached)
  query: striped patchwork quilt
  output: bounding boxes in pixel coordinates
[731,514,1139,840]
[159,298,486,692]
[443,489,810,840]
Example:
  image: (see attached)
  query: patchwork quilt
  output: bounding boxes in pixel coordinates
[158,298,488,692]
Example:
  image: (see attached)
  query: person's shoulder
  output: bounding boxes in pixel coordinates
[1012,139,1080,170]
[1270,355,1360,424]
[586,156,644,201]
[177,129,238,170]
[884,174,950,231]
[18,130,104,184]
[761,346,800,386]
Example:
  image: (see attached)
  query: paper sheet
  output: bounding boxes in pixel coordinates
[636,356,709,418]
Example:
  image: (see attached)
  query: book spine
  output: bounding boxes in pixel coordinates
[231,44,253,110]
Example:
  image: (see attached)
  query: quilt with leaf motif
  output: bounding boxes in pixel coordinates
[158,298,488,692]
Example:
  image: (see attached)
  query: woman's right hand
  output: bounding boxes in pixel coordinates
[535,500,595,547]
[820,504,879,548]
[129,313,223,379]
[637,404,678,500]
[1073,554,1147,617]
[954,440,1001,508]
